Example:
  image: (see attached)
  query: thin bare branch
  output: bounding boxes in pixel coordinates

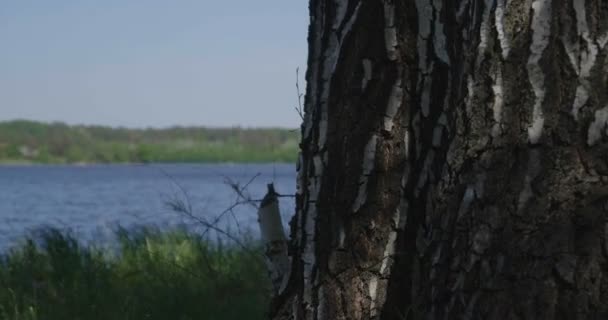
[295,67,305,121]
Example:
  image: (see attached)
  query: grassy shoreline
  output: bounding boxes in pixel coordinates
[0,120,299,164]
[0,228,270,320]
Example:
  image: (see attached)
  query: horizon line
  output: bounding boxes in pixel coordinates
[0,118,301,131]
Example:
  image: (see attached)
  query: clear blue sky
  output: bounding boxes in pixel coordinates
[0,1,308,128]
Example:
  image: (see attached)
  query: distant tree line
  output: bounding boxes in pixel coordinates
[0,120,299,163]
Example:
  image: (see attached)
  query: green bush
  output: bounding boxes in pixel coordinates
[0,120,299,164]
[0,228,270,320]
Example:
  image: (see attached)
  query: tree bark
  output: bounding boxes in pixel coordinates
[273,0,608,319]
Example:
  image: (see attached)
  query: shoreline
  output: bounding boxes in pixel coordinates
[0,161,296,167]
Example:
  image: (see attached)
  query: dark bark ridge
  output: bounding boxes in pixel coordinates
[274,1,608,319]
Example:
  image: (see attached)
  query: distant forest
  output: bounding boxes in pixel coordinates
[0,120,299,163]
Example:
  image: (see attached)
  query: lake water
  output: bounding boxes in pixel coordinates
[0,164,296,251]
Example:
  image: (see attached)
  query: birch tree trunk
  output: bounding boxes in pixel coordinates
[273,0,608,319]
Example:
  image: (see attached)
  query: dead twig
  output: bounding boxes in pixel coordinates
[295,67,304,121]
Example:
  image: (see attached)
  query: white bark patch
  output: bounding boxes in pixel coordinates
[474,173,486,199]
[302,153,326,314]
[527,117,545,145]
[316,286,327,320]
[383,2,398,60]
[302,237,316,313]
[313,154,324,181]
[416,0,435,120]
[466,75,475,107]
[317,2,362,150]
[352,135,378,212]
[460,186,475,211]
[333,1,347,30]
[457,173,487,219]
[562,36,580,75]
[303,3,326,141]
[571,0,600,120]
[518,149,541,212]
[587,106,608,146]
[459,187,476,216]
[478,0,494,57]
[572,86,590,120]
[456,0,470,22]
[416,0,432,41]
[599,32,608,49]
[420,76,433,117]
[438,112,448,126]
[491,68,505,137]
[384,79,403,131]
[382,2,395,32]
[526,0,552,145]
[435,113,449,145]
[380,230,399,274]
[573,0,588,38]
[495,0,510,59]
[361,59,373,91]
[318,110,329,150]
[415,0,432,71]
[368,277,379,317]
[338,224,346,248]
[379,201,406,274]
[432,0,450,65]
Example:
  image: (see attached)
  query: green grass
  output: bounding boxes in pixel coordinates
[0,228,271,320]
[0,120,299,164]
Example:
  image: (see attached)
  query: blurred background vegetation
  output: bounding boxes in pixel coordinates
[0,228,269,320]
[0,120,299,164]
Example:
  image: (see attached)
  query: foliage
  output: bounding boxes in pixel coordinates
[0,120,299,164]
[0,228,270,320]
